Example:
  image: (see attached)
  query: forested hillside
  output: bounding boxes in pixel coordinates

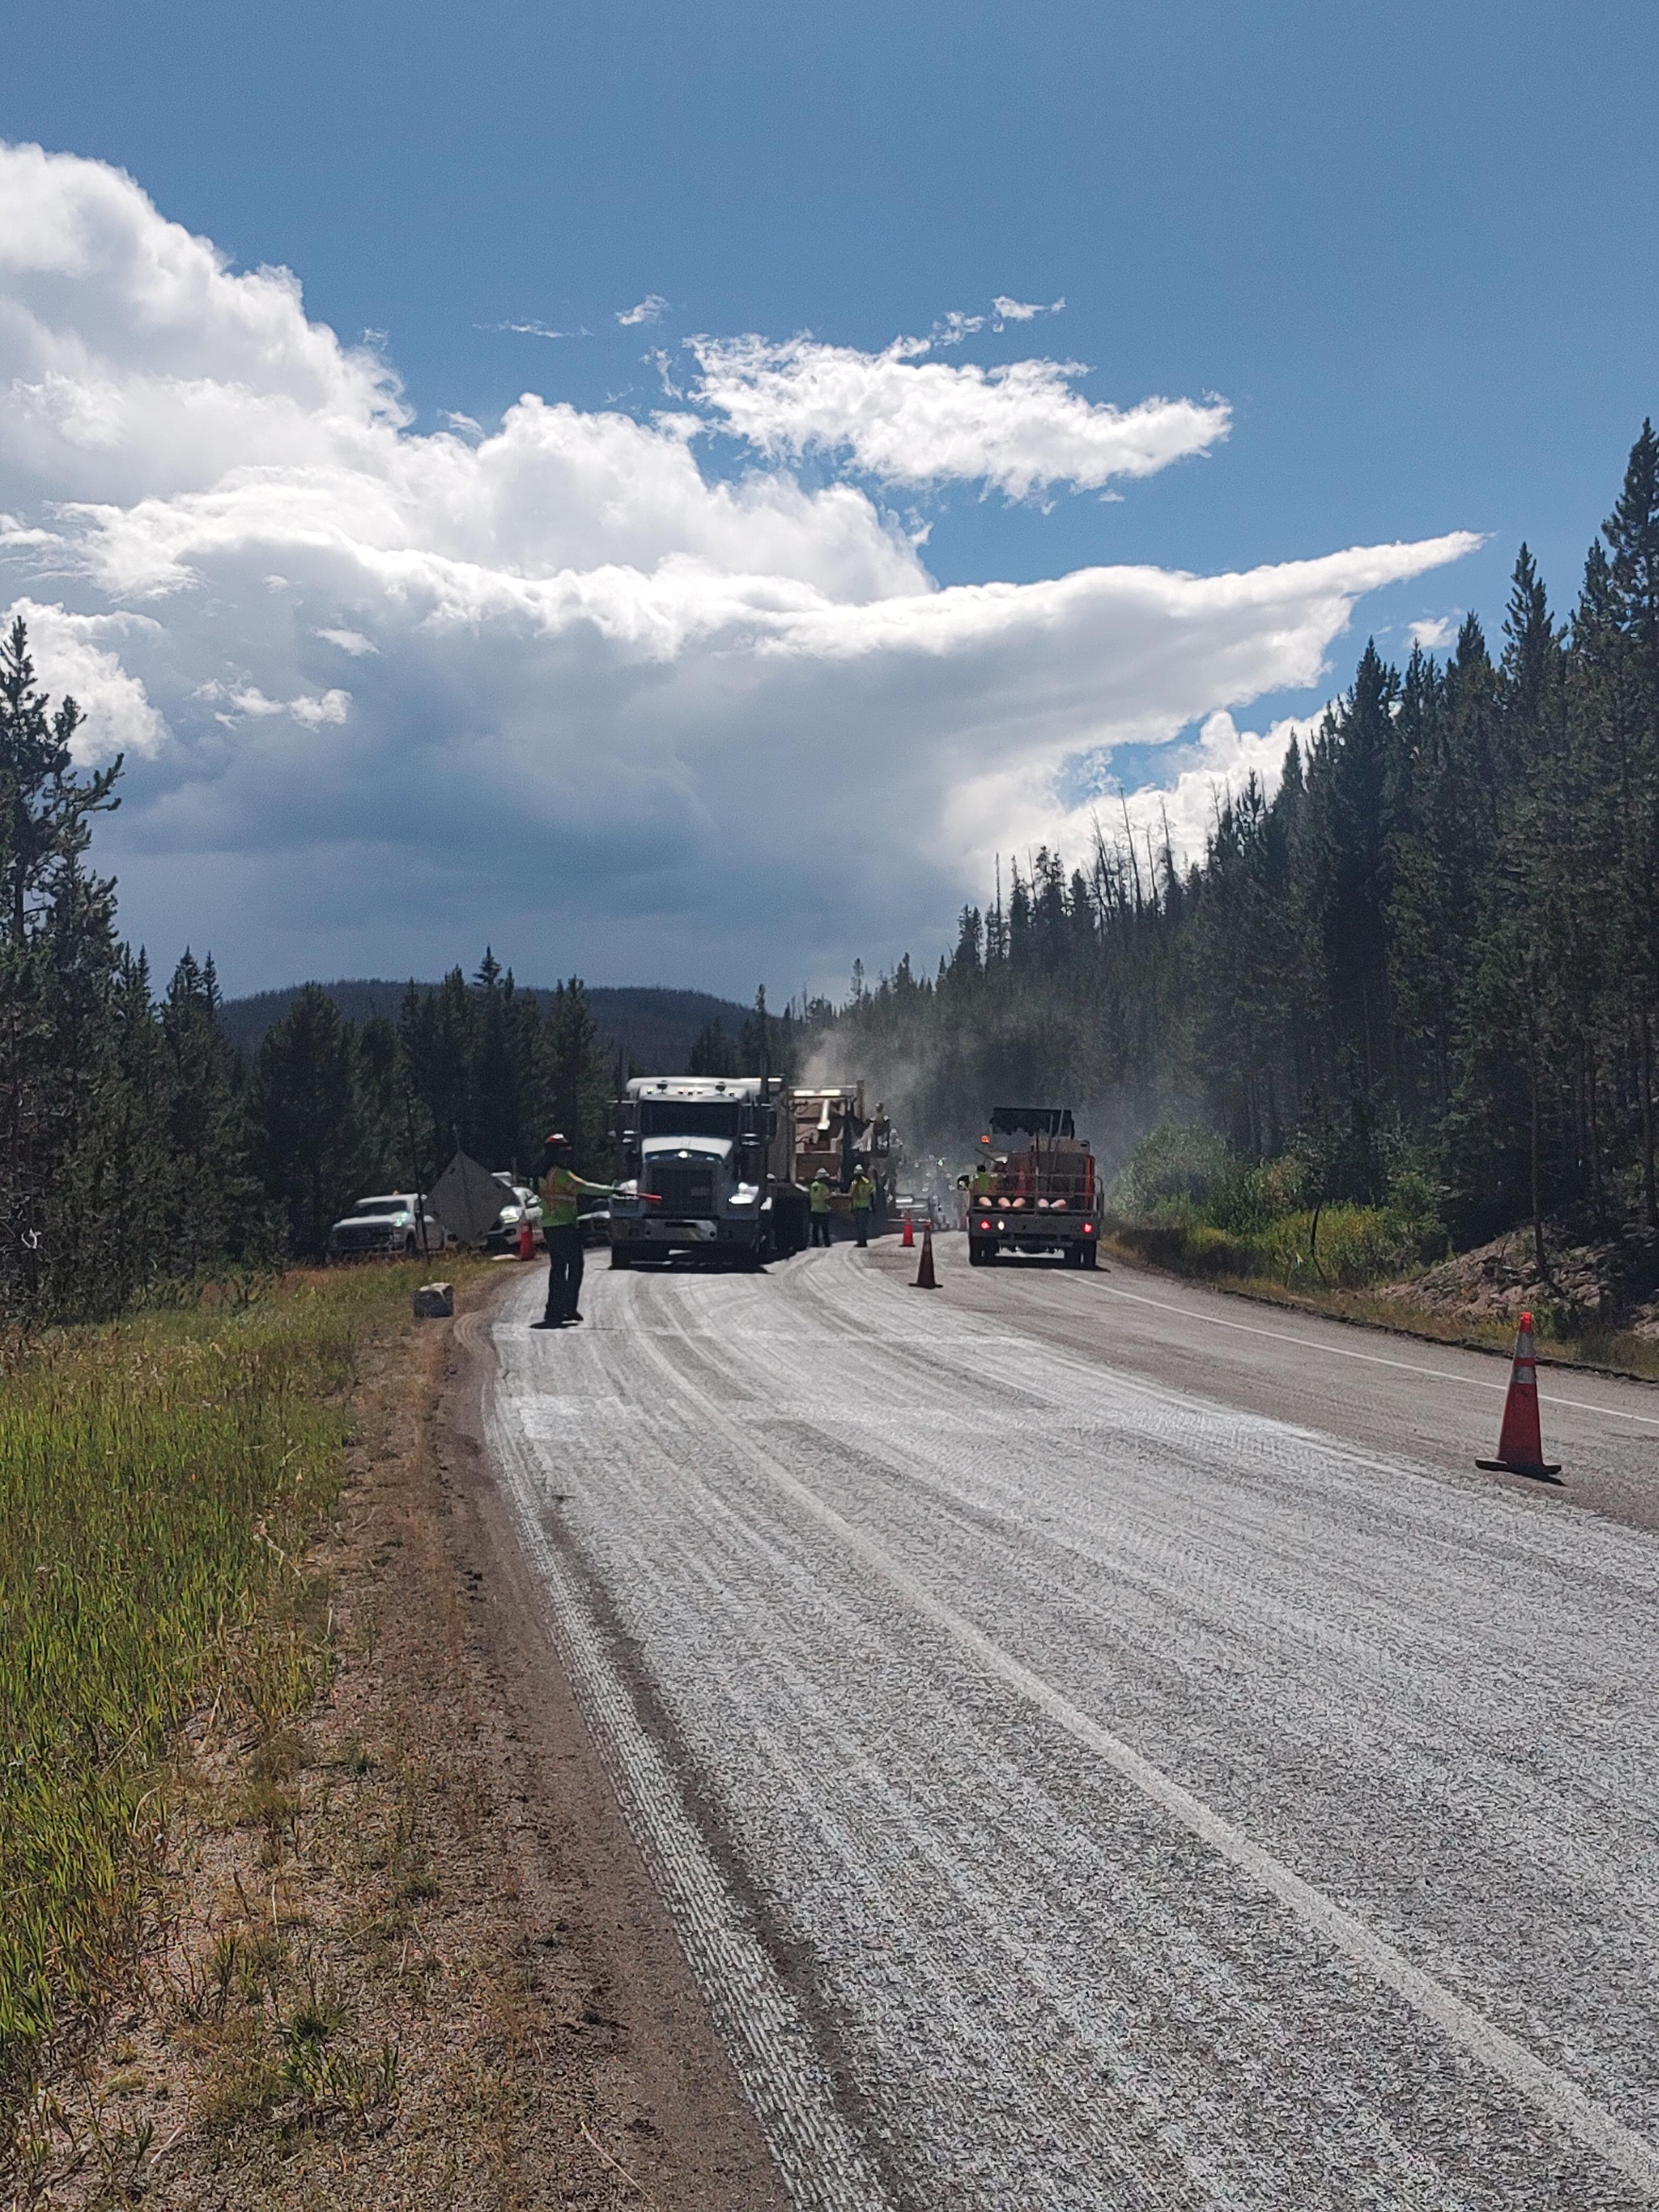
[220,979,752,1073]
[821,426,1659,1261]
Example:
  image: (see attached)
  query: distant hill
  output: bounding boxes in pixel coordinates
[217,980,748,1072]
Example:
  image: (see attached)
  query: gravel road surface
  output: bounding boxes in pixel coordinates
[481,1238,1659,2210]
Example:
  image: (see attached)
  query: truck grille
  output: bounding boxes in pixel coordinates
[649,1164,714,1215]
[333,1224,395,1251]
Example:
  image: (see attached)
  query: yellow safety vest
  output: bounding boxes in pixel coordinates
[809,1178,832,1213]
[539,1163,611,1227]
[850,1176,874,1212]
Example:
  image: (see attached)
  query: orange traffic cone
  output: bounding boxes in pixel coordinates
[1477,1311,1562,1480]
[518,1219,534,1261]
[910,1222,938,1290]
[901,1211,914,1248]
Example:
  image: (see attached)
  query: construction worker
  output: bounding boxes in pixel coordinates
[849,1166,874,1247]
[534,1133,615,1328]
[808,1171,833,1247]
[971,1157,996,1203]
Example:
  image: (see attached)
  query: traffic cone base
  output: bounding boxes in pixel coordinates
[910,1222,938,1289]
[1477,1311,1562,1481]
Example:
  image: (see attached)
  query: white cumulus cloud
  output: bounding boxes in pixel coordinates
[687,332,1232,500]
[617,293,669,326]
[0,142,1477,994]
[6,597,169,761]
[1407,613,1458,650]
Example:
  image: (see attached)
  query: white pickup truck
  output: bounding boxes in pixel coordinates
[328,1193,450,1259]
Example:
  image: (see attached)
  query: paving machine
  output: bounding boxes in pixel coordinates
[791,1084,898,1235]
[967,1106,1099,1268]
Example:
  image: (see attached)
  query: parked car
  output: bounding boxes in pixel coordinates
[482,1177,544,1253]
[328,1193,450,1259]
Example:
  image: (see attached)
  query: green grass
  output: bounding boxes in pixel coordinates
[0,1261,448,2100]
[1106,1203,1431,1291]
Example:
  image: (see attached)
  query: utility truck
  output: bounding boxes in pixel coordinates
[967,1107,1099,1268]
[609,1076,808,1266]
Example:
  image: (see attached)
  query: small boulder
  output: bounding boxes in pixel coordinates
[414,1281,454,1318]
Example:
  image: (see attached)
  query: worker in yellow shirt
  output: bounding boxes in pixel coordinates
[808,1172,833,1247]
[849,1166,875,1248]
[534,1133,615,1328]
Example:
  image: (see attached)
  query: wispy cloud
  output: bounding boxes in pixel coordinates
[316,627,378,656]
[618,293,669,327]
[195,679,351,726]
[478,319,587,340]
[992,295,1065,325]
[930,296,1066,343]
[1407,613,1459,650]
[688,331,1232,500]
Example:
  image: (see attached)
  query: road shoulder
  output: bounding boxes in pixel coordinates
[14,1267,787,2211]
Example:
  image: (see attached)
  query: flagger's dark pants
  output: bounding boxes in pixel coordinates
[854,1208,871,1248]
[810,1213,832,1246]
[543,1222,584,1321]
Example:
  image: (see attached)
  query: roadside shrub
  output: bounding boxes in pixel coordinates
[1108,1123,1233,1217]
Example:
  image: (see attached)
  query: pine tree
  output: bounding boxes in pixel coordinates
[256,985,368,1256]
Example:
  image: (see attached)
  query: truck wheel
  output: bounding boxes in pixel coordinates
[1083,1243,1099,1270]
[404,1234,417,1256]
[609,1247,632,1270]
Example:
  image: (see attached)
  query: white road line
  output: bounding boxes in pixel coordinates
[482,1295,894,2212]
[1095,1279,1659,1430]
[632,1312,1659,2200]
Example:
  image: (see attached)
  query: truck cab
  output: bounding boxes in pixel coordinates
[609,1077,807,1266]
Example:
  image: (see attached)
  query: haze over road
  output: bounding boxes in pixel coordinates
[479,1240,1659,2210]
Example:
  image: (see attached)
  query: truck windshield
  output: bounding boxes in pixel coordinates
[639,1101,742,1139]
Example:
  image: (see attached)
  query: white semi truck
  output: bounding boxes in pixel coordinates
[608,1075,809,1266]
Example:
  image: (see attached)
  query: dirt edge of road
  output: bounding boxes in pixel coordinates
[11,1266,787,2212]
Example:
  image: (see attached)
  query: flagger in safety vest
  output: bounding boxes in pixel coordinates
[849,1167,875,1248]
[533,1133,615,1329]
[971,1161,996,1202]
[808,1172,833,1248]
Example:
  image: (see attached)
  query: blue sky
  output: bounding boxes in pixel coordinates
[0,1,1653,998]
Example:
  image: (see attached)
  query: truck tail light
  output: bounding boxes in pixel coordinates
[1083,1222,1094,1235]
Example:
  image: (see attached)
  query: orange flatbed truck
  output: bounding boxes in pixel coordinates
[967,1106,1099,1269]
